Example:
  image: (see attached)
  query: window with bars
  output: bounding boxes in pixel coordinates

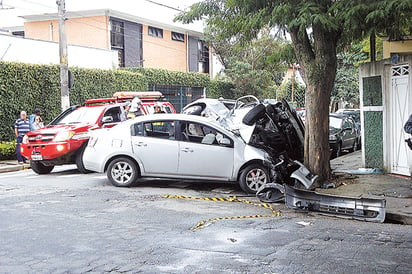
[148,26,163,38]
[171,31,185,42]
[391,65,409,77]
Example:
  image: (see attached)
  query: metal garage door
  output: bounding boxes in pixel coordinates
[390,64,411,175]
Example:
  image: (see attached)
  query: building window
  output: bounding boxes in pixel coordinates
[110,20,125,67]
[171,31,184,42]
[148,26,163,38]
[198,40,209,73]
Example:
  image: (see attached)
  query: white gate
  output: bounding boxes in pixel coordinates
[390,64,411,175]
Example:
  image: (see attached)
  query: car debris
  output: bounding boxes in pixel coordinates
[257,159,386,223]
[284,185,386,223]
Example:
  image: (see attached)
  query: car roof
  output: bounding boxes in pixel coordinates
[330,113,347,119]
[124,113,223,127]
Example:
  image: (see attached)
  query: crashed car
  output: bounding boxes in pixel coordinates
[184,96,305,180]
[83,114,272,193]
[82,96,306,193]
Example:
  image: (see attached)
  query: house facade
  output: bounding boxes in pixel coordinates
[359,55,411,177]
[21,9,210,74]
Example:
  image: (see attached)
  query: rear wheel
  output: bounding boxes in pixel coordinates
[107,157,139,187]
[239,164,269,194]
[30,161,54,174]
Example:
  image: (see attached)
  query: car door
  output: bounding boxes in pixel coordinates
[130,120,178,176]
[177,121,234,179]
[342,118,356,149]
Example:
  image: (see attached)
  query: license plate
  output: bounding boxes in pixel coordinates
[31,155,43,161]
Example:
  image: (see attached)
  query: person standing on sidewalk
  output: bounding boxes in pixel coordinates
[29,108,41,131]
[405,114,412,134]
[405,114,412,150]
[14,111,30,164]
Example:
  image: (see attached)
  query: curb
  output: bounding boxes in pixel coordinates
[0,164,30,173]
[386,211,412,225]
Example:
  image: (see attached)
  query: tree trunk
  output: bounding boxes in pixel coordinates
[290,26,339,182]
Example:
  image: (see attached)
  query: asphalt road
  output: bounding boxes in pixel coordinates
[0,166,411,273]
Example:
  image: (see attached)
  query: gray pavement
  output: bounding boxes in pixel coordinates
[0,166,411,273]
[1,152,411,225]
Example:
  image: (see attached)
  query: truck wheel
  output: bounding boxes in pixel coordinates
[239,164,269,194]
[30,161,54,174]
[75,144,92,174]
[107,157,139,187]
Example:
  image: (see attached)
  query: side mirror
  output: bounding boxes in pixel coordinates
[218,138,231,146]
[102,116,114,123]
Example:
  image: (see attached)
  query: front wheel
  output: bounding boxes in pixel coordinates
[30,161,54,174]
[75,144,92,174]
[107,157,139,187]
[239,164,269,194]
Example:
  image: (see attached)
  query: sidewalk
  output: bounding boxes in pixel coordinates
[0,160,30,173]
[319,150,412,225]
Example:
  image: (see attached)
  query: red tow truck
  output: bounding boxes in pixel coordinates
[21,91,175,174]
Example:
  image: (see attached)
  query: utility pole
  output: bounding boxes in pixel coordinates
[57,0,70,111]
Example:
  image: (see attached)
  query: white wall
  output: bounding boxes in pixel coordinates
[0,33,118,69]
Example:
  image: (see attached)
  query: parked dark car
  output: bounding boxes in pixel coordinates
[336,109,361,149]
[329,113,358,158]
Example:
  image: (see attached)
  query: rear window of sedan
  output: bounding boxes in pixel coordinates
[131,121,175,140]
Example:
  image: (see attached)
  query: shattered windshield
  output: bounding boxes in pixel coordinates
[329,116,343,129]
[56,106,105,125]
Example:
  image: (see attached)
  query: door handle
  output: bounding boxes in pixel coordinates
[135,142,147,147]
[181,148,194,153]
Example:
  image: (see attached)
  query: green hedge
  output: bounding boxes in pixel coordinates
[126,67,210,87]
[0,61,232,143]
[0,62,147,141]
[0,141,15,160]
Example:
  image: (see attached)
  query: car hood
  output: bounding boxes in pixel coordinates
[28,123,95,135]
[329,127,340,135]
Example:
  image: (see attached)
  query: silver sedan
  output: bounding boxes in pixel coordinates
[83,114,271,193]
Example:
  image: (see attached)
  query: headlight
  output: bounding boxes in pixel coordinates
[53,131,75,142]
[329,135,337,141]
[72,132,90,140]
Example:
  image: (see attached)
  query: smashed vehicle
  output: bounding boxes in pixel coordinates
[186,96,386,222]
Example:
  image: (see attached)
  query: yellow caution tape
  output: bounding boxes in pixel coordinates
[162,194,282,231]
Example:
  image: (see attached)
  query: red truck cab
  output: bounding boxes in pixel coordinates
[21,91,175,174]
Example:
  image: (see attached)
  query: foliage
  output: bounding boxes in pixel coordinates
[331,43,370,109]
[0,141,15,160]
[0,62,231,142]
[277,79,306,108]
[126,67,210,87]
[207,79,235,99]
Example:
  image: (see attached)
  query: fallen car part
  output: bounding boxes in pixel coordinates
[256,183,285,203]
[163,194,281,230]
[289,160,318,189]
[284,185,386,223]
